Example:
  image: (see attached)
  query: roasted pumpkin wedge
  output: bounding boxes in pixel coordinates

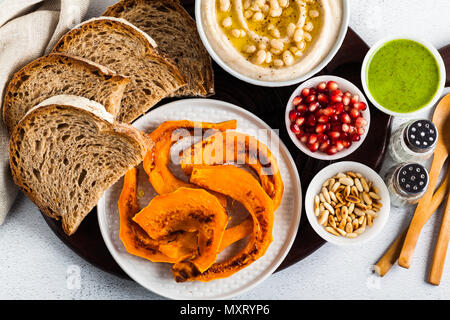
[118,167,196,263]
[218,217,253,252]
[133,187,228,273]
[143,120,237,205]
[172,165,274,282]
[179,131,284,209]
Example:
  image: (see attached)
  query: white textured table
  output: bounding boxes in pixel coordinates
[1,0,450,300]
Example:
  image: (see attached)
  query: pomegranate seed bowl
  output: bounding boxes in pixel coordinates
[285,75,370,160]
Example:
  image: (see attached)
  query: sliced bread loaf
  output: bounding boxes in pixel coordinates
[51,17,186,123]
[2,53,129,133]
[103,0,215,97]
[9,95,149,235]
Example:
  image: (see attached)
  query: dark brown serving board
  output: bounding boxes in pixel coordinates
[40,1,450,280]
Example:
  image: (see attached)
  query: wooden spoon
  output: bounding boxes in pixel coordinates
[429,184,450,285]
[399,94,450,268]
[374,167,449,276]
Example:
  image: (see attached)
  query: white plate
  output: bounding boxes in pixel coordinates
[97,98,302,300]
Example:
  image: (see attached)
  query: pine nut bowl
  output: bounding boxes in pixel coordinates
[195,0,350,87]
[305,161,390,246]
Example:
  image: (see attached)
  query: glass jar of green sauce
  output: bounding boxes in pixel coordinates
[384,162,429,207]
[388,119,438,163]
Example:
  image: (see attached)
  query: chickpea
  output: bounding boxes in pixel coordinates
[269,8,282,17]
[293,28,304,42]
[267,23,275,31]
[244,10,254,19]
[304,32,312,42]
[265,51,272,63]
[296,39,306,50]
[250,3,261,11]
[255,0,266,7]
[270,28,281,38]
[304,21,314,32]
[261,4,269,13]
[290,46,303,56]
[270,47,282,55]
[231,29,241,38]
[270,38,284,51]
[273,59,284,67]
[222,17,232,28]
[243,44,257,53]
[240,29,247,37]
[282,50,294,66]
[244,0,251,9]
[219,0,231,12]
[253,49,267,64]
[253,12,264,21]
[278,0,289,7]
[287,23,296,38]
[269,0,280,10]
[309,9,320,18]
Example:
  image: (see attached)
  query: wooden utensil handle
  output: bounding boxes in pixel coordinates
[429,192,450,285]
[399,149,448,268]
[374,169,450,276]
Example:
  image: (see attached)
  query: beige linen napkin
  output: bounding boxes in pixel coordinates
[0,0,90,224]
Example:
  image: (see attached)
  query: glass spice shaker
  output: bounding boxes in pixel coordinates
[388,119,438,163]
[384,163,429,207]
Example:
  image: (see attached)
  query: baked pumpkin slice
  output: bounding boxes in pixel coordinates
[133,187,228,273]
[143,120,237,205]
[179,130,284,209]
[172,165,275,282]
[118,167,197,263]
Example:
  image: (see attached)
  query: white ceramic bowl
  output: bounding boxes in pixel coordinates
[305,161,390,246]
[285,75,371,160]
[194,0,350,87]
[361,35,446,118]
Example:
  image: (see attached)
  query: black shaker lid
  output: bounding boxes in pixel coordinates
[405,120,438,153]
[396,163,428,194]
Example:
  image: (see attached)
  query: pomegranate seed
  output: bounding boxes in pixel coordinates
[357,127,365,136]
[317,82,327,92]
[317,133,329,143]
[348,125,356,134]
[350,108,360,119]
[301,88,310,97]
[333,102,344,115]
[340,112,351,124]
[295,116,305,127]
[299,134,308,144]
[308,134,318,145]
[330,114,339,122]
[330,94,343,103]
[307,114,316,126]
[317,115,329,123]
[341,123,350,133]
[296,104,308,114]
[328,131,340,140]
[290,123,301,134]
[322,106,335,116]
[342,140,352,148]
[293,95,303,106]
[289,110,299,122]
[326,145,338,155]
[315,109,324,117]
[306,94,317,103]
[315,124,327,133]
[331,89,343,97]
[326,81,338,91]
[351,133,361,142]
[351,94,360,104]
[308,141,320,152]
[308,102,320,113]
[335,140,345,151]
[317,93,329,104]
[353,101,367,111]
[355,116,368,128]
[344,91,352,97]
[309,88,317,96]
[342,95,351,106]
[319,141,330,152]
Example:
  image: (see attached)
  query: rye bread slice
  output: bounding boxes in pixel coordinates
[51,17,186,123]
[2,53,129,133]
[103,0,215,97]
[9,95,149,235]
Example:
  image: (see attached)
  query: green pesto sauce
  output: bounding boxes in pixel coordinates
[367,39,440,113]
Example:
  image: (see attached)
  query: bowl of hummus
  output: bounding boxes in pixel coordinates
[195,0,349,86]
